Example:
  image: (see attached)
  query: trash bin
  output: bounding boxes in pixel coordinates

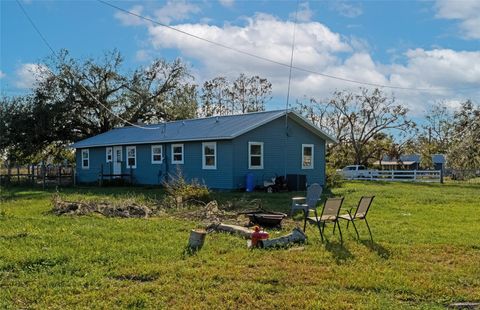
[246,173,255,192]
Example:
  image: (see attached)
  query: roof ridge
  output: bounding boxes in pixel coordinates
[118,109,286,128]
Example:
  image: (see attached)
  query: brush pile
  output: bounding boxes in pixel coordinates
[52,194,151,218]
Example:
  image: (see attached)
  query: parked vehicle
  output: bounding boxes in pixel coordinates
[337,165,377,179]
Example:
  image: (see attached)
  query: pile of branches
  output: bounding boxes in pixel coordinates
[52,194,151,218]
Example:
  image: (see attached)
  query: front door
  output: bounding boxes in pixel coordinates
[113,146,122,175]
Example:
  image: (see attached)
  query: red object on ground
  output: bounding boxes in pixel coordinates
[251,226,269,247]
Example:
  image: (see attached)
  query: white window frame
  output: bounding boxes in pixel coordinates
[202,142,217,170]
[81,149,89,169]
[302,144,314,169]
[126,146,137,169]
[106,147,113,163]
[151,145,163,164]
[248,142,264,169]
[171,143,184,164]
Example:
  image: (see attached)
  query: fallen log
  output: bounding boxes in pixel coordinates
[208,223,253,239]
[259,228,306,249]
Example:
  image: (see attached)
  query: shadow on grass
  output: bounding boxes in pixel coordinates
[325,240,354,264]
[360,240,390,259]
[0,189,50,202]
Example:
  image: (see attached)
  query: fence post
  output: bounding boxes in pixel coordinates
[73,167,76,187]
[440,169,444,184]
[7,165,11,185]
[42,163,46,190]
[17,166,20,183]
[58,165,62,186]
[414,170,417,181]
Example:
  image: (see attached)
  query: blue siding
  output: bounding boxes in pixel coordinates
[76,115,326,189]
[232,116,326,188]
[75,147,107,183]
[76,142,235,189]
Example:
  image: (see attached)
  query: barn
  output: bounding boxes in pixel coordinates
[71,110,336,190]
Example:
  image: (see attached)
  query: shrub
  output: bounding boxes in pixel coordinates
[326,165,343,189]
[162,171,211,207]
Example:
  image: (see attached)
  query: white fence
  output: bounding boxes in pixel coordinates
[349,170,442,183]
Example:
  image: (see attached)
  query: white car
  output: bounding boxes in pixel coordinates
[337,165,373,179]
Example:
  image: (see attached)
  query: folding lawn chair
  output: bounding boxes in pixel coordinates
[338,196,375,241]
[304,197,344,243]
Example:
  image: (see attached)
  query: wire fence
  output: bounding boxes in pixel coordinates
[0,164,75,188]
[444,168,480,183]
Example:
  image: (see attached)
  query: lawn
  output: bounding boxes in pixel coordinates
[0,182,479,309]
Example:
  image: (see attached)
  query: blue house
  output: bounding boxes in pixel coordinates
[71,110,336,190]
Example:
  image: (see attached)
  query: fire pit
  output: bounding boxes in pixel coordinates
[244,210,287,227]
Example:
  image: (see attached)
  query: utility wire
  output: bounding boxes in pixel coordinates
[284,0,299,179]
[16,0,160,130]
[98,0,478,93]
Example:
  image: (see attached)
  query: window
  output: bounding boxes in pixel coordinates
[106,147,112,163]
[302,144,314,169]
[151,145,163,164]
[202,142,216,169]
[81,149,89,169]
[126,146,136,169]
[171,144,184,164]
[248,142,263,169]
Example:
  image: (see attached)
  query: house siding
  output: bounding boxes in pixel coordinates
[75,114,327,189]
[232,116,326,189]
[76,141,234,189]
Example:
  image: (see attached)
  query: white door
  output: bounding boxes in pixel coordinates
[113,146,122,175]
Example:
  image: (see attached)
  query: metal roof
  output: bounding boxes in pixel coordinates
[71,110,337,149]
[381,154,421,163]
[431,154,445,164]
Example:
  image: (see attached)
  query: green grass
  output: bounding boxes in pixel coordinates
[1,182,479,309]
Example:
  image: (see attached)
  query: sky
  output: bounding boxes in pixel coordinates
[1,0,479,116]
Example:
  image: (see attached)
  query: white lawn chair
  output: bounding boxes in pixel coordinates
[290,183,322,218]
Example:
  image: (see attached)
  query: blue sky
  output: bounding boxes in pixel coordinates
[1,0,479,114]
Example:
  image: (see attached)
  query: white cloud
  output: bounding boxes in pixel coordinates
[331,2,363,18]
[219,0,234,8]
[0,70,5,79]
[435,0,480,39]
[114,5,146,26]
[15,63,49,89]
[114,1,200,26]
[154,0,200,25]
[291,2,314,22]
[121,11,478,115]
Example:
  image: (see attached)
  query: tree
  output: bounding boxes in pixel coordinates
[200,76,231,116]
[296,88,415,166]
[200,74,272,116]
[412,104,454,168]
[447,100,480,169]
[0,50,199,163]
[125,58,198,123]
[231,74,271,113]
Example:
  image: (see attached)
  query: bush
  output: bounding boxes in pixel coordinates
[162,171,211,208]
[326,165,343,189]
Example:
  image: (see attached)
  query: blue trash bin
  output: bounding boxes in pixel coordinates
[246,173,255,192]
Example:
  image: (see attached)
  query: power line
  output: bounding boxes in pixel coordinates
[16,0,160,130]
[98,0,478,93]
[284,0,299,179]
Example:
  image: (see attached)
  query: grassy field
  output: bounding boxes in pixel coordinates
[1,182,479,309]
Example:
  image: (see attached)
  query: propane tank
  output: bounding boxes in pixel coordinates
[251,226,269,248]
